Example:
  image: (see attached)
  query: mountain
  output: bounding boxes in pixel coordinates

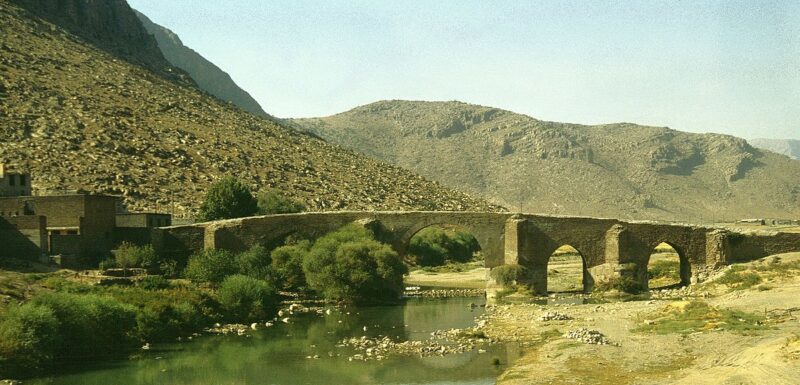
[133,10,272,119]
[9,0,187,82]
[0,3,500,217]
[748,138,800,160]
[293,100,800,222]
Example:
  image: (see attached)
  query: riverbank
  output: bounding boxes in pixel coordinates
[484,252,800,384]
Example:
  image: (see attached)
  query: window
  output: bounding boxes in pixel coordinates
[19,175,26,186]
[67,230,78,235]
[8,175,15,186]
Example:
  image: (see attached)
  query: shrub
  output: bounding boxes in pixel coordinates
[594,276,644,294]
[716,268,762,290]
[408,228,449,266]
[490,265,527,288]
[303,225,407,304]
[197,176,258,221]
[30,293,139,361]
[218,275,278,321]
[271,240,312,292]
[103,285,218,342]
[0,304,60,376]
[114,242,159,274]
[257,189,305,214]
[236,245,274,281]
[648,260,680,280]
[137,275,170,290]
[408,227,480,266]
[98,257,118,271]
[184,249,237,285]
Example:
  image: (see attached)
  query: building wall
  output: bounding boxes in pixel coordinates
[116,213,172,228]
[0,215,47,260]
[0,164,32,197]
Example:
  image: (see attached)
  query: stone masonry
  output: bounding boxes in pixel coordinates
[155,211,800,294]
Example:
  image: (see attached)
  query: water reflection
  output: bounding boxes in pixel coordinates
[30,297,521,385]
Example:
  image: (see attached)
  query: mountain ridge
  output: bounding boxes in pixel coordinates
[749,138,800,160]
[133,9,272,120]
[293,100,800,222]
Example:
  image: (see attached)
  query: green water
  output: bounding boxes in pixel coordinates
[29,296,521,385]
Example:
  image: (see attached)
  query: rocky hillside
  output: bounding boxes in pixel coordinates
[133,10,271,119]
[9,0,186,82]
[294,100,800,222]
[0,3,500,217]
[749,138,800,160]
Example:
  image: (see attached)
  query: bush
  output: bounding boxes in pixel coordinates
[218,275,278,321]
[114,242,159,274]
[408,227,480,266]
[98,257,118,271]
[716,268,762,290]
[303,224,407,304]
[184,249,237,284]
[271,240,312,292]
[257,189,305,214]
[30,293,139,362]
[648,260,680,280]
[490,265,527,288]
[197,176,258,221]
[594,276,644,294]
[0,304,60,376]
[102,285,218,342]
[236,245,274,281]
[137,275,170,290]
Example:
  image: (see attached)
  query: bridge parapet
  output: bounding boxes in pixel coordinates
[153,211,800,294]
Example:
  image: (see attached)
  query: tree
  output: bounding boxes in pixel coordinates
[236,245,274,281]
[197,177,257,221]
[257,189,305,215]
[271,240,312,292]
[302,224,407,304]
[183,249,237,285]
[218,275,278,322]
[408,227,480,266]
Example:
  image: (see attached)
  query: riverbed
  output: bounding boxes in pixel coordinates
[28,296,521,385]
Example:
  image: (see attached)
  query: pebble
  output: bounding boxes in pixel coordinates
[563,328,617,346]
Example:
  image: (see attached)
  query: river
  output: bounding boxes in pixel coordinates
[29,296,522,385]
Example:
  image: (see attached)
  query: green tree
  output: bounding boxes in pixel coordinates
[114,242,159,275]
[218,275,278,321]
[236,245,274,281]
[303,224,407,304]
[198,176,258,221]
[184,249,237,284]
[0,304,60,376]
[257,189,306,214]
[408,227,480,266]
[271,240,312,292]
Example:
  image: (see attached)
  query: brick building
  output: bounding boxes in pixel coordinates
[0,164,32,196]
[0,194,119,263]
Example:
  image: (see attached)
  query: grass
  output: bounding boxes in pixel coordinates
[634,300,768,335]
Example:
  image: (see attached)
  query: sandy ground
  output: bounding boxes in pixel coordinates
[405,267,489,289]
[487,252,800,385]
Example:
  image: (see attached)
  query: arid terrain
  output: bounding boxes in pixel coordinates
[294,100,800,222]
[481,253,800,385]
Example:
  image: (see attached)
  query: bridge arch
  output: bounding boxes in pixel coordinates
[545,244,590,293]
[643,241,690,290]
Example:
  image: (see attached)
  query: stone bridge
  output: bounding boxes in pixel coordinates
[154,211,800,294]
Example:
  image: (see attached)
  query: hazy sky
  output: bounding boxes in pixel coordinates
[128,0,800,140]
